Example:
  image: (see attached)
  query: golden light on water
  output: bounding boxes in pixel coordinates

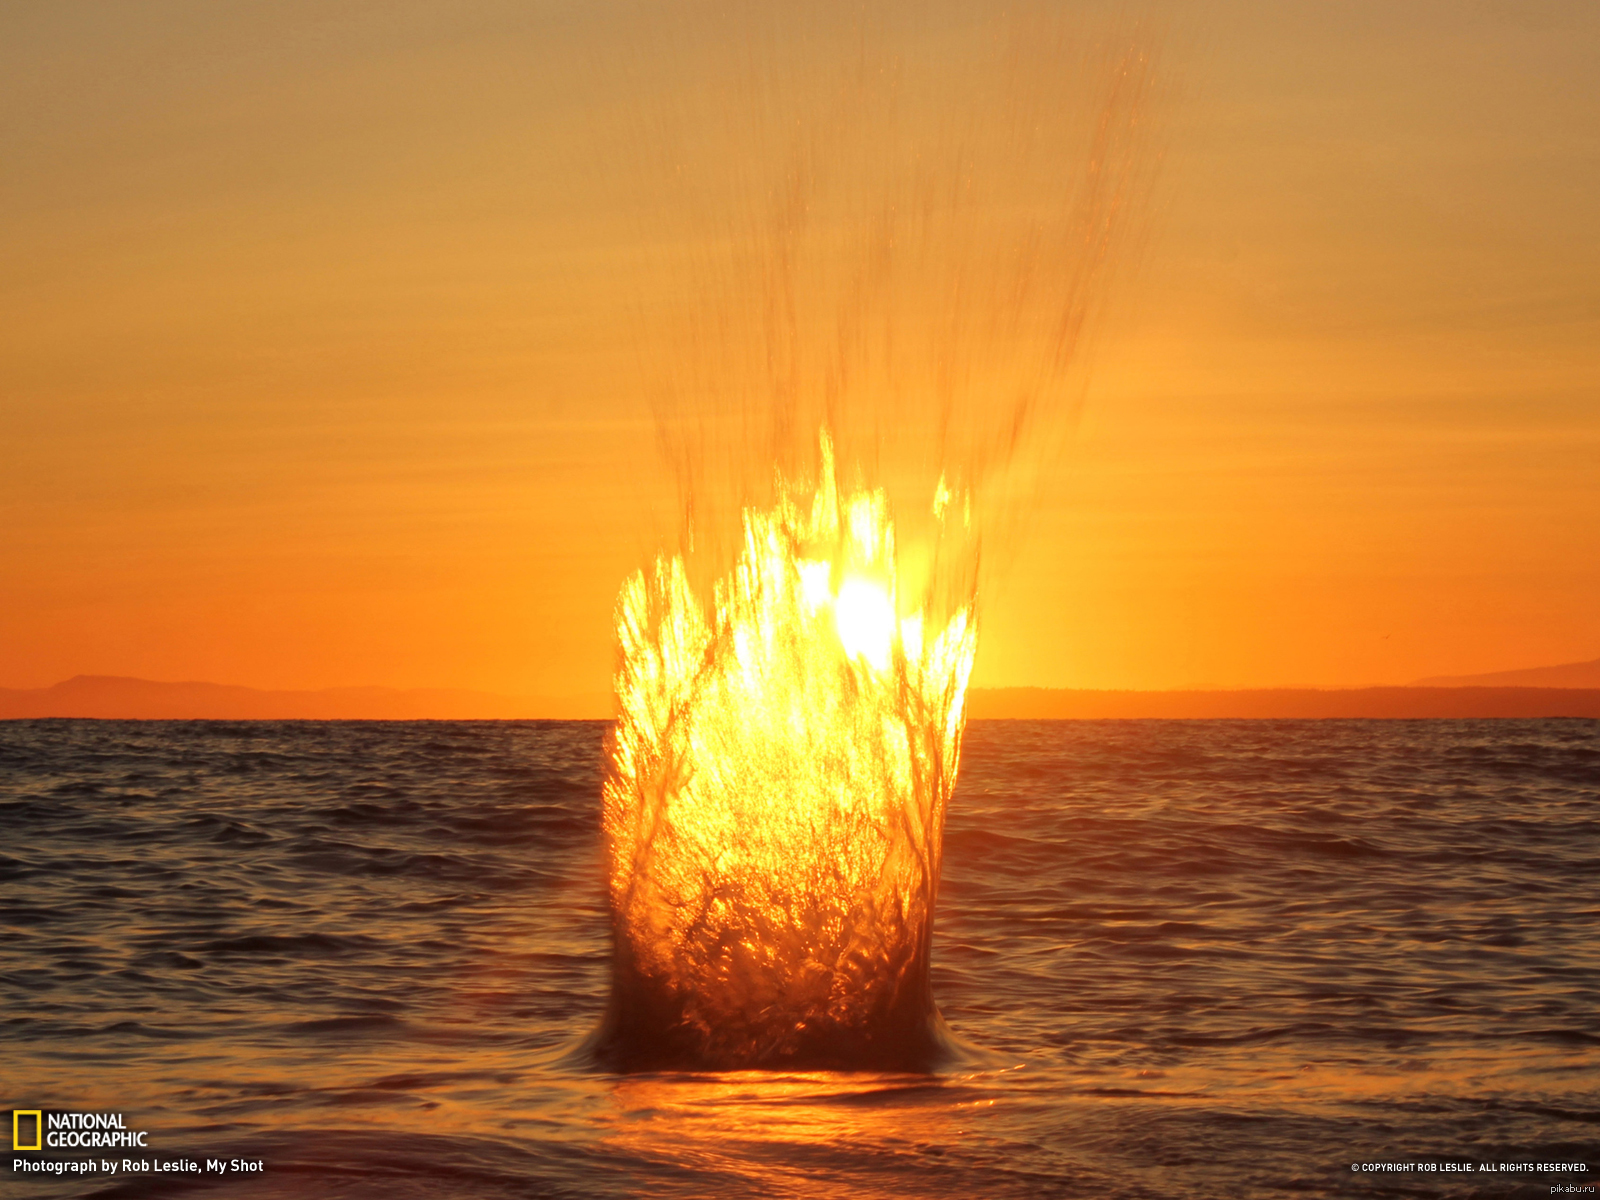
[596,435,976,1069]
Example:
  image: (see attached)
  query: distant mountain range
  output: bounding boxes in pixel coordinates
[0,675,612,721]
[966,686,1600,719]
[1413,656,1600,688]
[3,668,1599,720]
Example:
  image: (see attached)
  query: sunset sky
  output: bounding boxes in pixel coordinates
[4,0,1597,700]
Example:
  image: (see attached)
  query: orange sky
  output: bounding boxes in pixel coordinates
[3,1,1597,698]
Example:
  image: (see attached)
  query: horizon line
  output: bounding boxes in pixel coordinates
[3,674,1599,721]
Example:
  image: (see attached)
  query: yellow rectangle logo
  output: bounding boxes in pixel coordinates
[12,1110,42,1151]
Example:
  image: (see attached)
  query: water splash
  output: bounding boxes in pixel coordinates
[589,435,975,1070]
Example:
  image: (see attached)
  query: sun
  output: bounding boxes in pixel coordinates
[833,575,895,671]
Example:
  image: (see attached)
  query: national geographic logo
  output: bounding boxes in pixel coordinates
[7,1109,264,1182]
[9,1110,152,1150]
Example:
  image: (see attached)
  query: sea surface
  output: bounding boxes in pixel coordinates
[3,718,1597,1199]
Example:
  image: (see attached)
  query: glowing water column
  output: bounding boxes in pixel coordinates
[595,441,976,1070]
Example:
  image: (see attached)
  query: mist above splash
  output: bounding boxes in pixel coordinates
[614,0,1159,596]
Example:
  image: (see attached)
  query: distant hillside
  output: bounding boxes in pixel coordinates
[1414,656,1600,688]
[968,687,1600,719]
[0,676,611,720]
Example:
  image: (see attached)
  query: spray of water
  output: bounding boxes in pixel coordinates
[584,5,1156,1071]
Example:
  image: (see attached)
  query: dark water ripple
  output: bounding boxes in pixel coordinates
[2,718,1597,1198]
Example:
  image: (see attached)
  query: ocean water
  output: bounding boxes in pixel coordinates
[3,718,1596,1199]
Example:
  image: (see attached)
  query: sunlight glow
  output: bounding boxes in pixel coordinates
[834,576,895,670]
